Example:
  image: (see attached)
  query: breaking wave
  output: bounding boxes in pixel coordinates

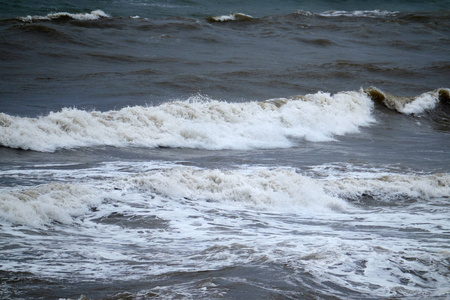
[0,90,375,152]
[2,166,348,227]
[1,88,447,152]
[1,164,448,227]
[124,167,351,213]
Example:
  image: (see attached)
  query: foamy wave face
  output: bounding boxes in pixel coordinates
[124,167,350,212]
[0,91,374,152]
[0,183,101,227]
[19,10,109,22]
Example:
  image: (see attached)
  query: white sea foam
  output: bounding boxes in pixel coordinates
[0,183,101,227]
[2,163,447,228]
[1,163,448,298]
[0,91,375,152]
[19,10,109,22]
[124,167,351,212]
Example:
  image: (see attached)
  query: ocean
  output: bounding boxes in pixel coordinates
[0,0,449,299]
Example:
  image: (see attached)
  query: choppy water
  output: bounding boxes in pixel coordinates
[1,1,449,299]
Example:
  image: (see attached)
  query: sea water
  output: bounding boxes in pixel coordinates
[0,1,449,299]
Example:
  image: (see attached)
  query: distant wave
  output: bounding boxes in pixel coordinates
[206,10,398,23]
[12,9,449,26]
[293,9,450,22]
[206,9,445,24]
[317,10,399,18]
[0,90,375,152]
[19,10,109,22]
[207,13,255,22]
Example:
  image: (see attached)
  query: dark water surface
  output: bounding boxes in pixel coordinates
[1,1,449,116]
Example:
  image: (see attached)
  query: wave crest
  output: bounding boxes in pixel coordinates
[365,87,450,115]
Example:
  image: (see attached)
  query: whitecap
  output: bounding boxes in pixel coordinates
[19,9,109,22]
[207,13,254,22]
